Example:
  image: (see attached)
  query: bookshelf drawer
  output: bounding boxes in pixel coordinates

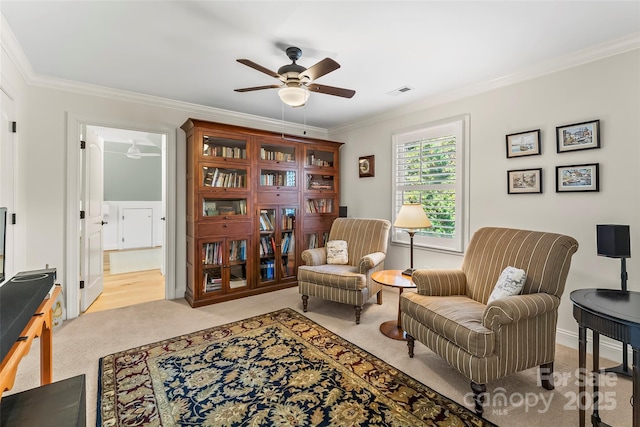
[257,191,298,204]
[303,216,335,230]
[197,221,252,237]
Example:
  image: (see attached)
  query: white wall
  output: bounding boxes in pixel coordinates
[331,49,640,360]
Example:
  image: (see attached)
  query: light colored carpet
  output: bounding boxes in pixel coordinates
[108,247,161,274]
[6,286,633,426]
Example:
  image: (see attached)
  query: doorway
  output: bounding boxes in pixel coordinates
[83,125,167,313]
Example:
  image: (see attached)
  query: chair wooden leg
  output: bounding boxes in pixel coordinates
[470,382,486,416]
[406,333,415,358]
[302,295,308,312]
[540,362,554,390]
[354,306,362,324]
[377,290,383,305]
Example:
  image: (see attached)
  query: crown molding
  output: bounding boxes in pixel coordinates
[1,14,34,82]
[329,32,640,135]
[30,73,329,139]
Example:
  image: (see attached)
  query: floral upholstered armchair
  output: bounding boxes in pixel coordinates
[298,218,391,324]
[400,227,579,415]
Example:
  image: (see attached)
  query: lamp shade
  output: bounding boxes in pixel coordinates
[596,224,630,258]
[394,204,431,229]
[278,86,310,107]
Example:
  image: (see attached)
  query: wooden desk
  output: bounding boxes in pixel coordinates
[570,288,640,427]
[372,270,416,340]
[0,281,61,398]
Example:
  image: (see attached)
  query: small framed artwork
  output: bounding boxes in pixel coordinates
[507,168,542,194]
[556,119,600,153]
[359,155,375,178]
[506,129,541,158]
[556,163,599,192]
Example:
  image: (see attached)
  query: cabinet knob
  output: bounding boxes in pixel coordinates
[223,223,228,227]
[276,194,280,197]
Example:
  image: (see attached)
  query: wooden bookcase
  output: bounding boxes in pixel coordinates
[181,119,342,307]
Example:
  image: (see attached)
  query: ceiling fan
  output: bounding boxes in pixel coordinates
[235,46,355,107]
[105,140,161,159]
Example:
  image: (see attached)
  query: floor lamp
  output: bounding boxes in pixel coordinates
[394,204,431,276]
[596,224,632,377]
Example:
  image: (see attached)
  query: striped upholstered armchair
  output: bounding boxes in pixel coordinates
[298,218,391,324]
[401,227,579,415]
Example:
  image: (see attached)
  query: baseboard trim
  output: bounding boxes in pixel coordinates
[556,327,632,365]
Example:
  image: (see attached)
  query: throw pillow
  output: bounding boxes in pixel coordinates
[487,266,526,304]
[326,240,349,265]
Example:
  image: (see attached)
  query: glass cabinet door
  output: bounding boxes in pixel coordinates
[304,230,329,250]
[202,240,223,294]
[305,148,335,168]
[201,238,248,295]
[202,166,247,189]
[260,143,296,163]
[228,239,248,290]
[202,135,247,159]
[280,207,296,279]
[258,209,277,284]
[203,198,248,218]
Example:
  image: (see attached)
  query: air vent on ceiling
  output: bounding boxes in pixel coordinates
[386,85,414,96]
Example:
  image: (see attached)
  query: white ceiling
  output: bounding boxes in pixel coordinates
[2,1,639,130]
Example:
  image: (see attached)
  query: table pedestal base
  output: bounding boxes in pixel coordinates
[380,320,406,340]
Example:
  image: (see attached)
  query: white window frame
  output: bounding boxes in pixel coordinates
[391,114,470,253]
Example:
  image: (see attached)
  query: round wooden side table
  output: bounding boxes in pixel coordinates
[371,270,416,340]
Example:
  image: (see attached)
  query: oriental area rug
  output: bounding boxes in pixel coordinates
[97,308,496,426]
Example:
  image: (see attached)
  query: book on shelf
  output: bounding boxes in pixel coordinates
[229,277,247,289]
[259,211,274,231]
[260,260,276,280]
[203,242,223,265]
[306,198,333,213]
[229,240,247,262]
[308,233,318,249]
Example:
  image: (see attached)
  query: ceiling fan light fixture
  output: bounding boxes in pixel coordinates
[126,140,142,159]
[278,86,309,107]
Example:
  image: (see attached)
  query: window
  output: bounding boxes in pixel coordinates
[392,115,469,252]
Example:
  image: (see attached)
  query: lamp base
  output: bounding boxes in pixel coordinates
[401,268,415,277]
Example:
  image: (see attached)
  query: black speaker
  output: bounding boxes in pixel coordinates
[596,224,630,258]
[339,206,347,218]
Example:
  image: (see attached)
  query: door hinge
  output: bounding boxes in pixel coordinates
[80,140,86,149]
[79,280,85,289]
[80,210,85,219]
[11,122,16,133]
[11,213,16,224]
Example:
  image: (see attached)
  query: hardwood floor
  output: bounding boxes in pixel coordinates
[84,250,165,314]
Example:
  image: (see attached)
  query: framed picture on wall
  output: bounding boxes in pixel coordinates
[507,168,543,194]
[359,155,375,178]
[506,129,541,158]
[556,120,600,153]
[556,163,599,192]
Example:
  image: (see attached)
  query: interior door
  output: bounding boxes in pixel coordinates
[81,128,104,312]
[0,85,15,280]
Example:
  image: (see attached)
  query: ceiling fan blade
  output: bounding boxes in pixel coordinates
[298,58,340,82]
[234,85,282,93]
[307,83,355,98]
[237,59,281,79]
